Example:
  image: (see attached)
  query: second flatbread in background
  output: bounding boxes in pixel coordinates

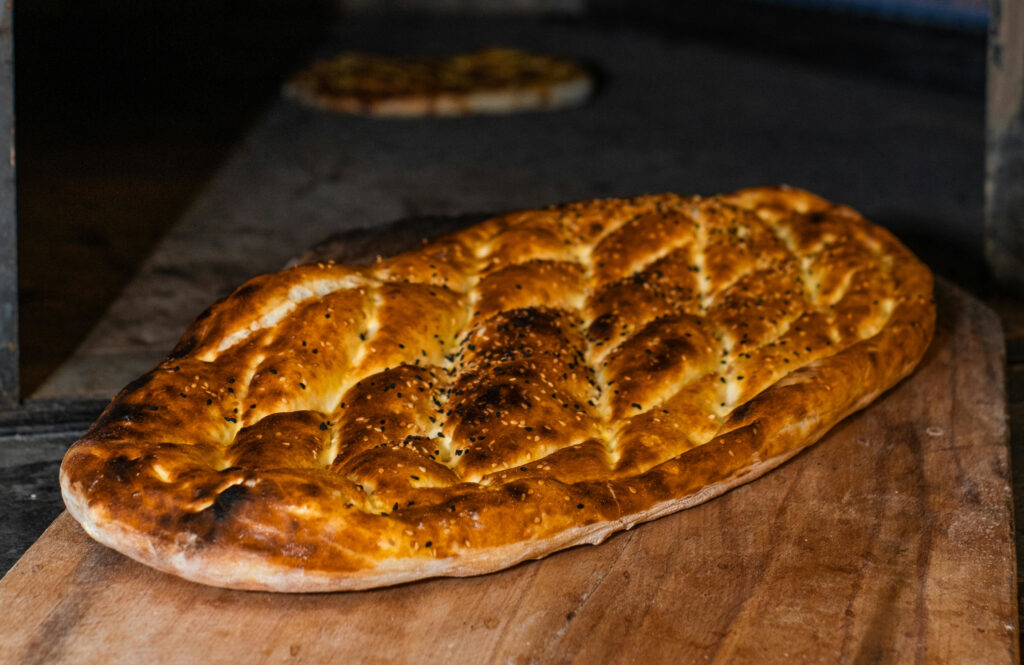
[283,47,594,116]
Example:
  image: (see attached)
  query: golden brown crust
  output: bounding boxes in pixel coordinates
[60,187,936,591]
[283,47,594,116]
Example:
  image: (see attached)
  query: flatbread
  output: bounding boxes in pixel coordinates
[283,47,593,116]
[60,187,935,592]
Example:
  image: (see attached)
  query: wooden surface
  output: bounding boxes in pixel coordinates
[0,240,1017,663]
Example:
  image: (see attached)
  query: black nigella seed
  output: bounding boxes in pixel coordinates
[577,503,584,509]
[425,541,433,547]
[300,382,307,389]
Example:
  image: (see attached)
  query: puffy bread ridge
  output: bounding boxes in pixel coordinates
[60,187,935,591]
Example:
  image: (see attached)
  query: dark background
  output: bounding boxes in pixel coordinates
[14,1,989,394]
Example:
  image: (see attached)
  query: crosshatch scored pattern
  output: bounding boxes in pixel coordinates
[60,187,935,591]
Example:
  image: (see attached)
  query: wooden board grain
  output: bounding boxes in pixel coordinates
[0,236,1016,663]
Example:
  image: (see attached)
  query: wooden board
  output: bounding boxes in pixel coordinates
[0,226,1016,663]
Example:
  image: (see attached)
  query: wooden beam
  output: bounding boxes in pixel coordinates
[0,1,18,408]
[986,0,1024,293]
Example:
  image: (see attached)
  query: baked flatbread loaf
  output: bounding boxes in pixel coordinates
[283,47,593,116]
[60,187,935,592]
